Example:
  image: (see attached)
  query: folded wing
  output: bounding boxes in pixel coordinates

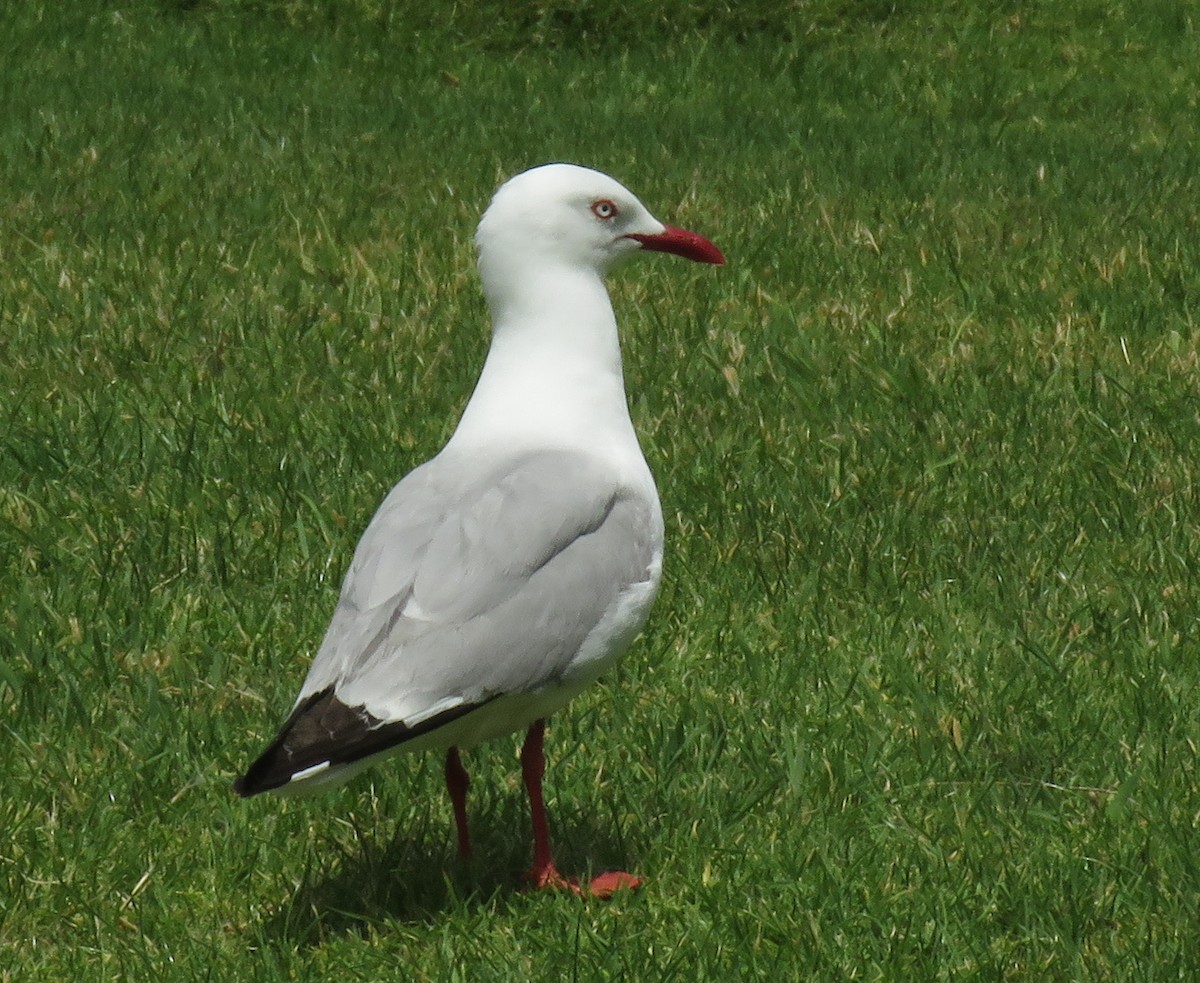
[234,448,660,795]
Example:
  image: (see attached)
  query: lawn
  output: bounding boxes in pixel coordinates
[1,1,1198,979]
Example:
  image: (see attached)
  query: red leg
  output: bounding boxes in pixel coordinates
[444,746,472,860]
[520,720,574,890]
[520,719,642,898]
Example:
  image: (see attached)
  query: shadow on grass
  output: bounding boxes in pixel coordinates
[256,794,646,947]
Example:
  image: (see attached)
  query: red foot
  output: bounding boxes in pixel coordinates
[586,871,643,898]
[524,864,643,898]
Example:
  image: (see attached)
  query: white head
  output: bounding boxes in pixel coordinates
[449,163,723,453]
[475,163,724,305]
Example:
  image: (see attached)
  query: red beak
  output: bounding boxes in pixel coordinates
[626,224,725,265]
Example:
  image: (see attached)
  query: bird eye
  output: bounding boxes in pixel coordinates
[591,199,618,220]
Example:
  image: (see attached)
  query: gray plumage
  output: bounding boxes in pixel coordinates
[301,448,660,722]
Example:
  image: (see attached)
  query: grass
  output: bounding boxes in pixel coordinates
[2,1,1198,979]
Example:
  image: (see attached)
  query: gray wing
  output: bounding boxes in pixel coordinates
[295,448,660,725]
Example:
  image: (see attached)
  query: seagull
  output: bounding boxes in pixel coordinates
[233,162,724,896]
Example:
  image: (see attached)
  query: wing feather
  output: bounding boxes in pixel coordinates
[295,448,660,725]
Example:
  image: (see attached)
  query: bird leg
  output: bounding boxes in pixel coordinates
[444,746,472,859]
[520,719,573,890]
[519,719,642,898]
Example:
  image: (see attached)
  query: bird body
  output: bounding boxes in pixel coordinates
[234,163,723,893]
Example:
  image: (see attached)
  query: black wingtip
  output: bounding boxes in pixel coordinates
[232,688,500,799]
[231,737,297,798]
[231,689,342,798]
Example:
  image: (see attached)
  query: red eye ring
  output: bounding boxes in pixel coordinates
[591,199,618,220]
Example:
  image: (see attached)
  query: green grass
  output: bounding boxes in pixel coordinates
[2,1,1198,979]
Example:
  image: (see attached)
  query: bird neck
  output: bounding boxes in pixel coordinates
[448,266,639,455]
